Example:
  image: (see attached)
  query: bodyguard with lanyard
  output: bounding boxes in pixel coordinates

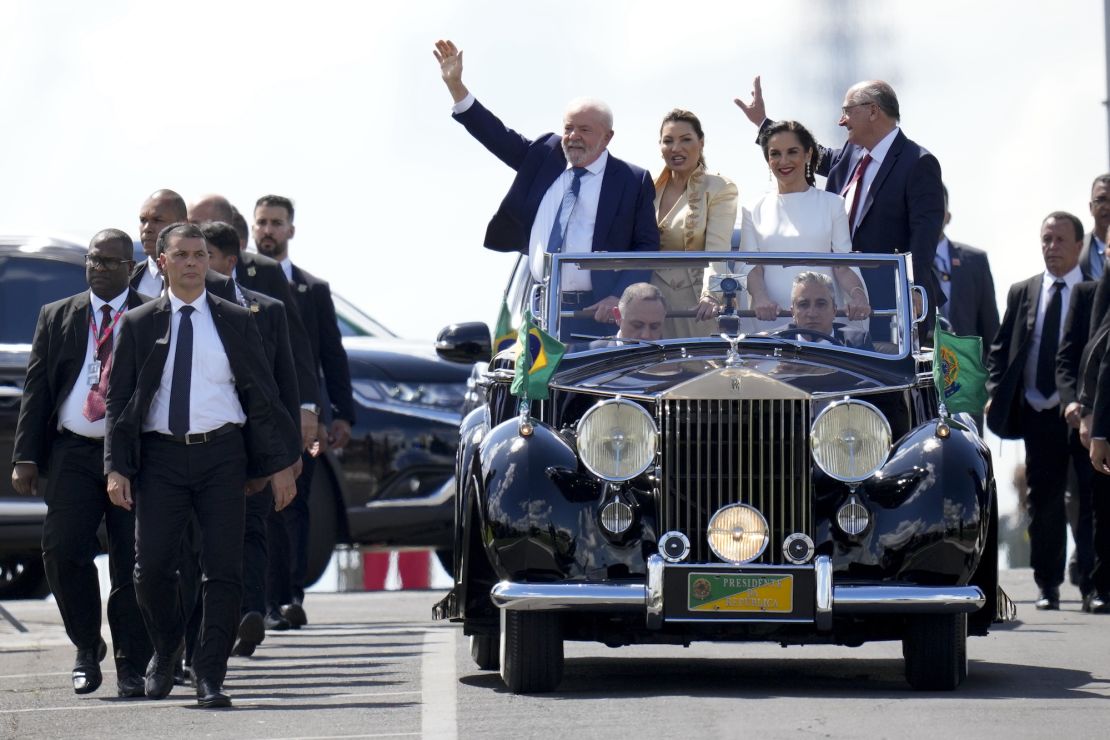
[12,229,152,698]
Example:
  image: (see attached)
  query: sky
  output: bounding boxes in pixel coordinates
[2,0,1106,522]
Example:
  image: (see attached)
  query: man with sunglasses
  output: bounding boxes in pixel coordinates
[12,229,152,697]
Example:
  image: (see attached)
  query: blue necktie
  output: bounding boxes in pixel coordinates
[168,305,194,436]
[546,168,587,253]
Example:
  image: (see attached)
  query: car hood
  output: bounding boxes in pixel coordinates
[344,336,471,383]
[552,345,916,399]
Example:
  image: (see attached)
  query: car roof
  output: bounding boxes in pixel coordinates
[0,236,86,264]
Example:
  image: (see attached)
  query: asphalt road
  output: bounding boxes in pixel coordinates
[0,568,1107,739]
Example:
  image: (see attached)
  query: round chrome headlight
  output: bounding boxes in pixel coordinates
[707,504,769,564]
[810,399,891,482]
[576,399,657,481]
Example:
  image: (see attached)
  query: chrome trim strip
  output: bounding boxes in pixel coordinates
[833,585,985,614]
[490,581,647,612]
[815,555,832,631]
[363,480,454,509]
[646,554,664,629]
[350,395,463,425]
[665,618,816,624]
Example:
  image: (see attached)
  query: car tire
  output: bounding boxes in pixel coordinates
[499,609,563,694]
[305,466,340,589]
[469,633,499,670]
[0,554,49,600]
[902,612,968,690]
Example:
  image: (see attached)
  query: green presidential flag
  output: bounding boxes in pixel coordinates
[933,317,988,414]
[510,309,565,401]
[493,297,517,354]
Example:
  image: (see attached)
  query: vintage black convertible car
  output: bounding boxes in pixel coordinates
[433,250,1007,694]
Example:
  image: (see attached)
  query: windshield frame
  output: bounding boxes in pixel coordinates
[541,251,919,360]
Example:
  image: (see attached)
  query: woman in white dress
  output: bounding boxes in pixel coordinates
[734,120,870,330]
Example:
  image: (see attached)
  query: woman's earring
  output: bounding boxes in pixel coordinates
[805,161,812,180]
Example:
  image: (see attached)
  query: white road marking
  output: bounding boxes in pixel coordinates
[420,627,458,740]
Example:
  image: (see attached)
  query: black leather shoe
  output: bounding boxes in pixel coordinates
[1090,592,1110,614]
[231,611,265,657]
[281,602,307,629]
[116,661,146,698]
[1034,587,1060,610]
[264,609,291,631]
[72,637,107,694]
[195,678,231,708]
[145,644,182,699]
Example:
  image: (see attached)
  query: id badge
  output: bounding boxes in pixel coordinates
[86,360,101,385]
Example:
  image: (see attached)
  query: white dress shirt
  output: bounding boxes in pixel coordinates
[136,256,165,297]
[279,257,294,284]
[848,127,900,234]
[1023,265,1084,411]
[143,290,246,434]
[57,289,129,438]
[453,92,606,291]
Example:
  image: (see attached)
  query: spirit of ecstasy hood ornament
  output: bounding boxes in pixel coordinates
[720,333,746,368]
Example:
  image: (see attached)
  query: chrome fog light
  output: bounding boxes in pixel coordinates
[836,494,871,536]
[658,531,691,563]
[782,533,815,564]
[707,504,769,564]
[599,499,633,534]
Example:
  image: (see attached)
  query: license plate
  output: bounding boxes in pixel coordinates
[687,572,794,612]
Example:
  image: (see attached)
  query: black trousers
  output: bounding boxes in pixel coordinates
[42,434,151,672]
[134,431,245,686]
[242,485,272,615]
[1067,431,1095,597]
[1091,469,1110,595]
[267,451,315,608]
[1022,404,1071,590]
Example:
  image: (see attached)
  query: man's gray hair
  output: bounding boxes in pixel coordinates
[618,281,666,312]
[849,80,900,122]
[792,271,836,302]
[565,97,614,130]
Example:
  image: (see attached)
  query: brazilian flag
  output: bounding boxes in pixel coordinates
[933,316,988,414]
[493,297,517,354]
[510,309,565,401]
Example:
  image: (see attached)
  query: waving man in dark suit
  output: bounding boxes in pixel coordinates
[433,39,660,337]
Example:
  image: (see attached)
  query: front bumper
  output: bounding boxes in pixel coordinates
[489,555,985,631]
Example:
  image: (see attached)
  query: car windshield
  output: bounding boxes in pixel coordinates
[542,252,913,357]
[0,255,87,344]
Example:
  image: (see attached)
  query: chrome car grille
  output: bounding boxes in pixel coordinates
[658,399,813,565]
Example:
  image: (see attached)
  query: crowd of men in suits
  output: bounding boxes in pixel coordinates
[12,191,354,707]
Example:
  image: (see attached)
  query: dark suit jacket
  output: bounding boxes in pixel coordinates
[1079,231,1105,281]
[453,98,660,299]
[13,289,150,467]
[239,284,300,434]
[288,263,355,424]
[816,129,946,311]
[1056,280,1097,409]
[103,292,300,479]
[944,240,1000,357]
[988,270,1090,438]
[777,322,874,351]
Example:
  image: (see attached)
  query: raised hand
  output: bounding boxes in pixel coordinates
[433,39,469,103]
[734,75,767,127]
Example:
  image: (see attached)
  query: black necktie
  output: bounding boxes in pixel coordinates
[1035,280,1065,397]
[168,305,195,436]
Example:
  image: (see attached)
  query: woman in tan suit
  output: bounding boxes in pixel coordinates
[652,109,738,338]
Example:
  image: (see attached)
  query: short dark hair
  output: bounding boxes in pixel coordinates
[156,222,205,256]
[255,194,295,222]
[89,228,134,257]
[1091,173,1110,196]
[230,205,249,243]
[659,109,706,168]
[1043,211,1084,242]
[758,120,820,186]
[200,221,241,259]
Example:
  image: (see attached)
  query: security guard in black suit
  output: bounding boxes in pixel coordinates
[12,229,153,697]
[104,223,301,708]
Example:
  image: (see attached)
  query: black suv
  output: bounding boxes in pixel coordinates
[0,236,468,598]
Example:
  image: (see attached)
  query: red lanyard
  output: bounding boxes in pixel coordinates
[89,306,126,352]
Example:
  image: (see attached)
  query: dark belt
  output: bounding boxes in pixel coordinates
[146,422,240,446]
[58,428,104,445]
[561,290,593,307]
